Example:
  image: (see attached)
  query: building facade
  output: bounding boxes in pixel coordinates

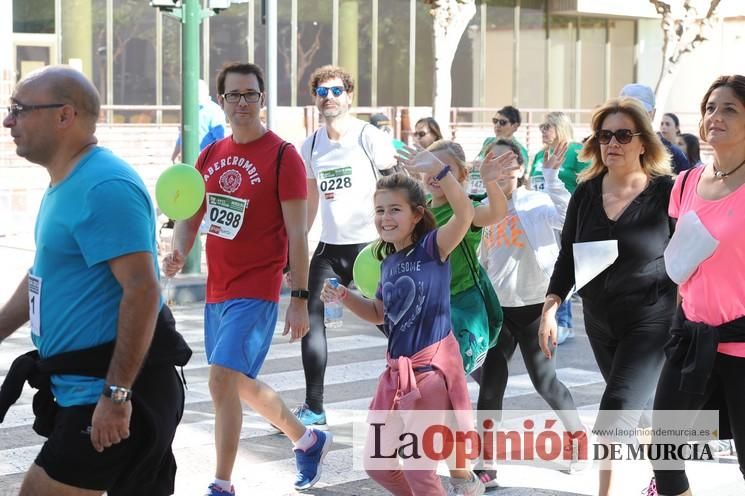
[4,0,743,123]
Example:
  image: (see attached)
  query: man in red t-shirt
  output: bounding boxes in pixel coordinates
[164,63,332,495]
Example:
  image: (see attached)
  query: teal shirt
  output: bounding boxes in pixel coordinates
[529,141,588,193]
[32,147,161,406]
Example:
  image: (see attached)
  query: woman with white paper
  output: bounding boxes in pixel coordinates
[650,75,745,496]
[537,97,676,496]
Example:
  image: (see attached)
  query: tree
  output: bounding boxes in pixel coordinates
[649,0,722,115]
[423,0,476,137]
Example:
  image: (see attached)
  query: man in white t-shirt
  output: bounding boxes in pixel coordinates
[296,65,396,426]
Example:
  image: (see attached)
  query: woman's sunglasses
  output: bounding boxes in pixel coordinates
[596,129,642,145]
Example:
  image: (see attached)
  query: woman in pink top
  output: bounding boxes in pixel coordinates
[650,75,745,496]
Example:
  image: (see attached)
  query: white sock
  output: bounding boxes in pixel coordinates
[293,428,317,451]
[213,478,232,491]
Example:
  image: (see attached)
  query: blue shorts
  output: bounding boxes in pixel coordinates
[204,298,278,378]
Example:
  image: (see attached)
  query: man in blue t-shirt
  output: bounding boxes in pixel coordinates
[0,66,187,495]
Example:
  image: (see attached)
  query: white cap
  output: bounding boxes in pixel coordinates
[619,83,655,112]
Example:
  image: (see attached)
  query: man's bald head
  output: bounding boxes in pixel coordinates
[20,65,101,127]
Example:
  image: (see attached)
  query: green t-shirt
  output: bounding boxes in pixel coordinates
[529,141,588,193]
[477,136,529,164]
[430,201,482,296]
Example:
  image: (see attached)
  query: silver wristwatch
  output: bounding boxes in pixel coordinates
[102,384,132,404]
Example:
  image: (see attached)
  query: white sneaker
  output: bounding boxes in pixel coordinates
[447,472,485,496]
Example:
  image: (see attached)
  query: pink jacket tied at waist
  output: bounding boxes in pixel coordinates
[368,332,473,431]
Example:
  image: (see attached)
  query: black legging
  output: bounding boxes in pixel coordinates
[652,351,745,495]
[303,241,370,412]
[474,304,583,433]
[582,292,676,437]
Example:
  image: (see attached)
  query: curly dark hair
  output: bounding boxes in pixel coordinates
[308,65,354,96]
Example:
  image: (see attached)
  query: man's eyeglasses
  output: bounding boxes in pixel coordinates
[414,131,429,139]
[314,86,345,98]
[222,91,262,104]
[6,102,65,119]
[492,118,509,126]
[596,129,642,145]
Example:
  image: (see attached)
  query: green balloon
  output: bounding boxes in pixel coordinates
[353,242,383,299]
[155,164,206,220]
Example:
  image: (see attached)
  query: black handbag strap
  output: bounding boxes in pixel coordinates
[679,168,692,204]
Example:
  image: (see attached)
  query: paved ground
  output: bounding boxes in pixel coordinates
[0,235,742,496]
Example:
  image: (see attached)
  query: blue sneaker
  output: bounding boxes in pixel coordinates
[294,429,333,490]
[293,404,327,427]
[204,482,235,496]
[556,326,575,345]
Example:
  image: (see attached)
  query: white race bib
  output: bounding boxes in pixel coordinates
[28,273,42,337]
[468,170,485,195]
[318,167,354,198]
[530,175,546,191]
[205,193,248,240]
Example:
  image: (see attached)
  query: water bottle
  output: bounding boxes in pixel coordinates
[324,278,344,328]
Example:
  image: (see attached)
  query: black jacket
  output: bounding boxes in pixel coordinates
[548,172,676,306]
[0,305,191,436]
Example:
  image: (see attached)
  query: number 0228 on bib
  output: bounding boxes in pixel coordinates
[206,193,247,240]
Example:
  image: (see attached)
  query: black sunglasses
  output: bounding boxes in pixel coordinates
[6,102,65,119]
[492,118,509,126]
[315,86,345,98]
[596,129,642,145]
[414,131,429,138]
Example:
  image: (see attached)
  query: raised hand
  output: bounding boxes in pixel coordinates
[397,145,447,177]
[479,149,520,183]
[543,141,568,170]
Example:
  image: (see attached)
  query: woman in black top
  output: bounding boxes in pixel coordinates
[538,97,676,496]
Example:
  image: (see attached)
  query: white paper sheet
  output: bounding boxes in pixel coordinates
[664,211,719,285]
[573,240,619,291]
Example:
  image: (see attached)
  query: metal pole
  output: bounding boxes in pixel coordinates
[106,0,113,122]
[408,0,415,107]
[371,0,378,106]
[181,0,202,274]
[332,0,339,65]
[266,0,277,129]
[156,11,163,124]
[291,0,298,106]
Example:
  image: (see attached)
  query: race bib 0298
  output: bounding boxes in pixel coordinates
[205,193,248,240]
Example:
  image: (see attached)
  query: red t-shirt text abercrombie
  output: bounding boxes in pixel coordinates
[196,131,307,303]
